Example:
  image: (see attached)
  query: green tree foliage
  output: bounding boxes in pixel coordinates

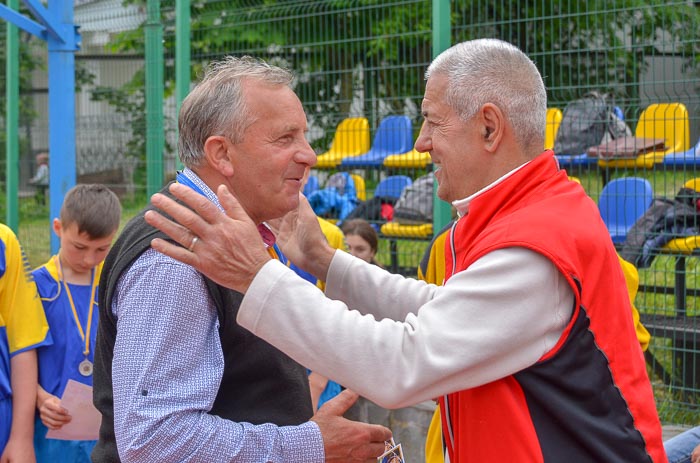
[82,0,700,157]
[0,28,45,176]
[452,0,700,105]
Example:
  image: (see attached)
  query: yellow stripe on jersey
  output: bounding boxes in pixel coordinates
[0,224,49,354]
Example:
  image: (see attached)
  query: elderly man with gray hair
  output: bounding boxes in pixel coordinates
[92,56,391,463]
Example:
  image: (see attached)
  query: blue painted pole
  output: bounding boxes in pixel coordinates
[1,0,79,252]
[47,0,78,252]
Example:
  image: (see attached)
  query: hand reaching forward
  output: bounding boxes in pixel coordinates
[145,183,271,293]
[312,389,392,462]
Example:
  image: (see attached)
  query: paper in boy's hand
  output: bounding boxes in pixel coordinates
[378,441,405,463]
[46,379,101,441]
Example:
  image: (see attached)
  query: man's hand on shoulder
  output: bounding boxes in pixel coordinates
[145,183,271,293]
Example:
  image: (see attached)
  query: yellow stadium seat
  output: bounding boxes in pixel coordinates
[545,108,563,150]
[598,102,690,170]
[315,117,371,169]
[383,149,432,169]
[683,178,700,192]
[348,173,366,201]
[380,221,433,239]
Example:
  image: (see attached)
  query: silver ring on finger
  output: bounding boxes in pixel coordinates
[188,235,199,252]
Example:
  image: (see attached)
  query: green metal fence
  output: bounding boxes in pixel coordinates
[2,0,700,425]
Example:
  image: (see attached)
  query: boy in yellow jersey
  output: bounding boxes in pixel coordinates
[31,184,121,463]
[0,223,51,461]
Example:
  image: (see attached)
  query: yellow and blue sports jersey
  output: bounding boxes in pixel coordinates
[417,221,454,287]
[287,217,346,289]
[318,218,345,252]
[32,256,102,398]
[617,254,651,352]
[0,223,51,401]
[316,218,345,291]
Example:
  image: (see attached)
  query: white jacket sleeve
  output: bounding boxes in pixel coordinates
[237,247,573,409]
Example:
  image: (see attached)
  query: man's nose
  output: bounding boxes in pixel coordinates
[299,140,318,167]
[414,130,431,153]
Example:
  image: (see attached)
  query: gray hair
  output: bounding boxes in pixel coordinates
[178,56,294,167]
[426,39,547,154]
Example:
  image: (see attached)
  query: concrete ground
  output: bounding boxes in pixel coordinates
[664,425,693,441]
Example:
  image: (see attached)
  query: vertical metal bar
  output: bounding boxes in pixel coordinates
[145,0,164,196]
[431,0,451,236]
[4,0,19,231]
[47,0,77,253]
[676,255,687,317]
[175,0,190,170]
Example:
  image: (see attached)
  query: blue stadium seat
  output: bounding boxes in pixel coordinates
[662,137,700,167]
[598,177,653,244]
[340,115,414,168]
[374,175,412,200]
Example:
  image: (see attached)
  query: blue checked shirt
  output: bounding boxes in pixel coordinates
[111,169,324,462]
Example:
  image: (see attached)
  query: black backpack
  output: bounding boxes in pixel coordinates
[620,188,700,268]
[554,92,631,156]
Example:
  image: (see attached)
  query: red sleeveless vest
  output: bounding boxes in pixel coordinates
[439,151,666,462]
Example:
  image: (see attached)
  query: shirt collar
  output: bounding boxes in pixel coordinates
[179,168,276,247]
[451,160,532,217]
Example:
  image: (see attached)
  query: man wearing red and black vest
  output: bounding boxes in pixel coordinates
[144,39,667,462]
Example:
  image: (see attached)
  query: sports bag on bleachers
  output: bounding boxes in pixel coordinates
[393,172,434,224]
[554,92,631,156]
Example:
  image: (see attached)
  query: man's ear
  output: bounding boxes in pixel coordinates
[480,103,504,152]
[203,135,235,176]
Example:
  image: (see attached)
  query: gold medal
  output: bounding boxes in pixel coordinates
[79,359,94,376]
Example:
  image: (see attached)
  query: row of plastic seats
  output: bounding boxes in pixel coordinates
[551,102,692,170]
[314,116,431,169]
[316,102,692,172]
[304,173,414,203]
[592,176,700,249]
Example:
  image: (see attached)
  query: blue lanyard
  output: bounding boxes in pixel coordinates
[175,170,207,197]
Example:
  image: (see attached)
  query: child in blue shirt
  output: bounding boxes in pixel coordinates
[32,184,121,463]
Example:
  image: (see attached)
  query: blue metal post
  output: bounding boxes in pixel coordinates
[0,0,79,253]
[47,0,78,252]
